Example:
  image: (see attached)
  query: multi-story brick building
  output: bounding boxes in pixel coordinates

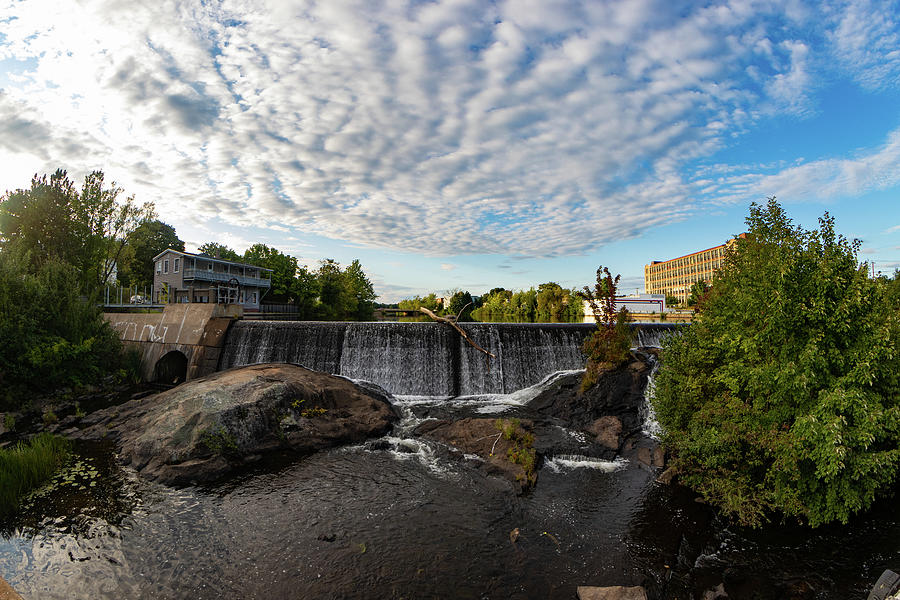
[644,234,744,304]
[152,249,272,311]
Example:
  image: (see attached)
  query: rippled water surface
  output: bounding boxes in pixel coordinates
[2,391,899,599]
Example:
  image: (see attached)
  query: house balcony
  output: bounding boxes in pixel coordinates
[182,268,271,288]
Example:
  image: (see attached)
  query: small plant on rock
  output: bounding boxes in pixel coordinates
[199,426,238,455]
[579,266,632,391]
[494,418,537,486]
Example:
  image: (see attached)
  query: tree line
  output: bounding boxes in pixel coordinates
[398,283,586,322]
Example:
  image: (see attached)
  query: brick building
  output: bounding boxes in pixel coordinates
[644,234,744,304]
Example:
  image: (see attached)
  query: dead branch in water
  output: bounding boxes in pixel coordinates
[418,306,496,358]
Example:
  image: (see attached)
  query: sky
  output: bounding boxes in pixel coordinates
[1,0,899,302]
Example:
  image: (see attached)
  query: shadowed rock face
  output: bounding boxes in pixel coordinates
[72,363,398,485]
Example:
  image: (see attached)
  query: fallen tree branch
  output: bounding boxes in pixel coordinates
[419,307,496,358]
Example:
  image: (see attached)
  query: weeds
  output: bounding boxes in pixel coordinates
[199,426,238,455]
[494,418,537,486]
[0,433,72,518]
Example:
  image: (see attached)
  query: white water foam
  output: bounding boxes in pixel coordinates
[543,455,629,473]
[640,359,662,439]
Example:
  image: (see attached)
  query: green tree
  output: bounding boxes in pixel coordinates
[0,169,153,292]
[665,294,679,308]
[291,265,320,319]
[316,259,354,320]
[654,198,900,527]
[344,259,377,320]
[117,220,185,288]
[686,280,709,307]
[579,267,631,390]
[197,242,240,261]
[243,243,298,302]
[536,282,566,318]
[446,290,474,320]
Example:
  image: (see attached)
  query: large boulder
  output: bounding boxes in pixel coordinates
[73,363,398,485]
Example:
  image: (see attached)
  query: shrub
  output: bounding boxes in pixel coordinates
[654,198,900,527]
[0,433,72,518]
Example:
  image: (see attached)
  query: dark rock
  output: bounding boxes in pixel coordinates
[416,417,536,493]
[527,351,653,433]
[657,466,678,485]
[130,390,156,401]
[71,363,398,485]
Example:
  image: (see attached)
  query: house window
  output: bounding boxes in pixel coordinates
[207,262,213,271]
[156,261,161,274]
[174,258,180,273]
[164,259,169,274]
[250,292,256,304]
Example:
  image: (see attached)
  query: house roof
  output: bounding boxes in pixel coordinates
[151,248,274,271]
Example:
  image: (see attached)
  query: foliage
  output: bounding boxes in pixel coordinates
[200,426,239,455]
[300,406,328,418]
[3,414,14,432]
[0,433,72,519]
[343,259,377,321]
[117,220,184,288]
[0,243,132,409]
[473,284,584,322]
[665,294,679,307]
[494,418,537,486]
[447,290,474,319]
[579,267,632,391]
[0,169,154,293]
[197,242,240,261]
[687,280,710,307]
[654,198,900,527]
[243,243,299,302]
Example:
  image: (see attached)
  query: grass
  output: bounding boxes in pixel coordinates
[0,433,72,519]
[494,418,537,486]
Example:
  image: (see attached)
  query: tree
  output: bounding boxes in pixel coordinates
[243,243,299,302]
[118,220,184,289]
[446,290,474,319]
[197,242,240,261]
[665,294,679,308]
[654,198,900,527]
[344,259,377,320]
[316,259,354,320]
[686,280,709,307]
[291,265,320,319]
[0,169,153,292]
[536,282,567,318]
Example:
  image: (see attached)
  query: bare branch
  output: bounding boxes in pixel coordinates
[419,307,495,358]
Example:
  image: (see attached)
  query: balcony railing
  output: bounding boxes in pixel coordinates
[182,268,271,288]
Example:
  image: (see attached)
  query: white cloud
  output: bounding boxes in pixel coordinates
[440,263,456,271]
[0,0,899,260]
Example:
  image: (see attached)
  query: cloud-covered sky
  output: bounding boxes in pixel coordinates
[2,0,899,301]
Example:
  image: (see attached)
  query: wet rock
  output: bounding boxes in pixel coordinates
[657,466,678,485]
[576,585,648,600]
[701,582,728,599]
[71,363,398,485]
[587,416,623,450]
[416,417,537,493]
[526,351,653,433]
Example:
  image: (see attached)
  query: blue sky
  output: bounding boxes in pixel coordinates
[1,0,898,301]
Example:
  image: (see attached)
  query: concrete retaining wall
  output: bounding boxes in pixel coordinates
[103,304,242,382]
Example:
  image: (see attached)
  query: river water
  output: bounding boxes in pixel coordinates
[2,381,899,599]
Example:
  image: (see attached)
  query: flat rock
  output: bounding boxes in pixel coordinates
[415,417,536,493]
[577,585,648,600]
[72,363,398,485]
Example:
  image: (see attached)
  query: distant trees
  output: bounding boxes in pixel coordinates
[197,242,240,262]
[654,198,900,527]
[474,283,583,322]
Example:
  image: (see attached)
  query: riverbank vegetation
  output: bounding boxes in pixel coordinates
[399,283,585,322]
[579,266,632,391]
[654,198,900,528]
[0,433,72,519]
[0,171,145,410]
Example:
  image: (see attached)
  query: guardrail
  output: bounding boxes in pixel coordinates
[182,268,271,287]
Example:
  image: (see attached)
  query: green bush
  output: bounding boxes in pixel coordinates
[0,433,72,518]
[0,245,127,409]
[654,198,900,527]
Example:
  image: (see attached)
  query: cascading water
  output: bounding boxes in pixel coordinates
[218,321,683,397]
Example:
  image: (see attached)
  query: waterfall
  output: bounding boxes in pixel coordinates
[218,321,685,397]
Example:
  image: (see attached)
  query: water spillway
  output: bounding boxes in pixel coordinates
[218,321,682,396]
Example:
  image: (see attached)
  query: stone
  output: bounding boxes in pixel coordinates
[72,363,398,485]
[0,575,22,600]
[576,585,648,600]
[526,351,654,433]
[636,445,666,468]
[415,417,536,493]
[587,416,623,450]
[656,466,678,485]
